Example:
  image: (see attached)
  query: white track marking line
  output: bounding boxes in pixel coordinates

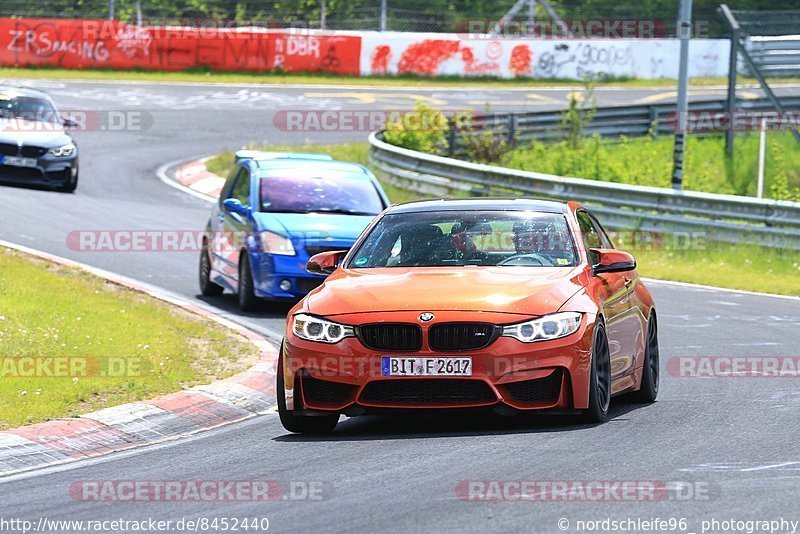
[156,156,216,204]
[642,278,800,302]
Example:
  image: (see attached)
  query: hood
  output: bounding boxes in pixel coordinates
[0,121,72,147]
[306,266,586,317]
[252,212,375,241]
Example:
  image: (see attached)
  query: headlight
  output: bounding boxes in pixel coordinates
[48,143,75,157]
[260,231,295,255]
[292,313,354,344]
[502,312,582,343]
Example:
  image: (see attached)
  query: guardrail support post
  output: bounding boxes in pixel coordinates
[447,120,456,156]
[507,115,517,146]
[649,107,659,136]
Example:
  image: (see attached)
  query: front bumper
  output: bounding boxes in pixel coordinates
[249,243,349,301]
[0,154,78,188]
[282,311,596,414]
[250,252,326,300]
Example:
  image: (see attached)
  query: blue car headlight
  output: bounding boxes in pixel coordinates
[259,231,295,256]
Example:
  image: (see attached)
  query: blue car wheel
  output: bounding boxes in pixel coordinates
[238,253,262,311]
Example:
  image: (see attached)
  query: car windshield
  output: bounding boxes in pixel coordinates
[349,210,578,268]
[0,94,59,123]
[259,171,384,215]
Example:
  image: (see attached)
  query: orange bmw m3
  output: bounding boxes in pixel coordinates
[278,199,659,433]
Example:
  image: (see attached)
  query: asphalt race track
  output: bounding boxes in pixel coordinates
[1,78,799,533]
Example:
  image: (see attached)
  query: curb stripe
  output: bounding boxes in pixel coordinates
[0,433,74,473]
[8,419,143,459]
[146,391,253,429]
[193,382,275,413]
[175,160,225,200]
[82,403,200,443]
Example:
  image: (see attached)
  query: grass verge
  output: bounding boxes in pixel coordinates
[2,66,797,88]
[0,246,259,429]
[503,133,800,200]
[205,142,800,297]
[635,245,800,297]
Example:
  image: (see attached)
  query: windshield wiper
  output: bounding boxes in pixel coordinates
[312,209,378,216]
[261,209,313,214]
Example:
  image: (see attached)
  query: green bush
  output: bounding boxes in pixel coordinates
[561,79,597,149]
[455,110,515,163]
[383,102,449,155]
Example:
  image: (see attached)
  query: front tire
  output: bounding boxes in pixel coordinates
[582,320,611,423]
[277,348,339,434]
[237,252,261,312]
[629,313,659,403]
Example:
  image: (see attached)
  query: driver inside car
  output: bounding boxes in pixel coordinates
[508,218,575,266]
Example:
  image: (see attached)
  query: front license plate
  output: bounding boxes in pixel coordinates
[381,356,472,376]
[0,155,37,168]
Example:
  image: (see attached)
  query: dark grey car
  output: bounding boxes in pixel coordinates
[0,86,79,192]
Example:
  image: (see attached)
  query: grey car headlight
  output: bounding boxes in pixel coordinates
[502,312,582,342]
[48,143,76,157]
[292,313,354,344]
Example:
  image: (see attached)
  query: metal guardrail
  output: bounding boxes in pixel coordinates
[449,96,800,150]
[368,130,800,250]
[747,37,800,78]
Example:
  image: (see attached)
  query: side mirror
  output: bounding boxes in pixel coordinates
[307,250,348,276]
[591,248,636,275]
[222,198,249,216]
[62,117,79,129]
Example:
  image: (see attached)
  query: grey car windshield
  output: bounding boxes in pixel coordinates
[349,210,578,268]
[0,95,59,123]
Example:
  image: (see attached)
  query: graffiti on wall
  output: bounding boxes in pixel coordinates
[360,34,729,80]
[0,18,361,74]
[0,20,728,80]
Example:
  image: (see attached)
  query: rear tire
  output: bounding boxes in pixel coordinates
[582,320,611,423]
[277,348,339,435]
[629,313,659,403]
[199,247,224,297]
[237,253,261,312]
